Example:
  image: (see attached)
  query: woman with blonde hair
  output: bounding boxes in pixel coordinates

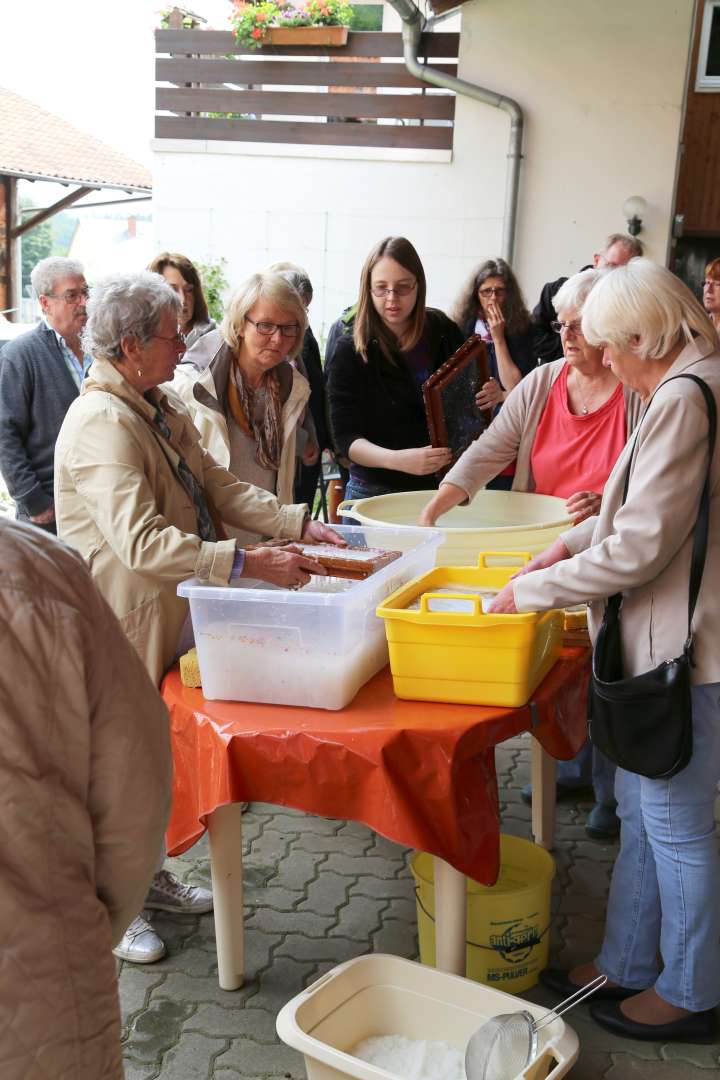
[148,251,215,349]
[326,236,464,501]
[490,259,720,1042]
[172,271,312,544]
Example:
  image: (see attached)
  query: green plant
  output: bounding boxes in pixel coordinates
[196,257,229,324]
[230,0,354,51]
[159,7,197,29]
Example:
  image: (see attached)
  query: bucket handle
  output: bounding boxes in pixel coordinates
[476,550,533,569]
[419,591,484,617]
[414,887,552,953]
[335,498,363,521]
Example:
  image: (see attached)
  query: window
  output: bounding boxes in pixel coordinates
[696,0,720,91]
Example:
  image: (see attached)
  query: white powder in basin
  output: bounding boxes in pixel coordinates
[351,1034,466,1079]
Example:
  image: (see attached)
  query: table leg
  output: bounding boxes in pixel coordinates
[531,736,556,850]
[433,857,467,976]
[207,802,244,990]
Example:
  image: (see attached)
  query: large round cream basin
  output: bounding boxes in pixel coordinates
[337,489,573,566]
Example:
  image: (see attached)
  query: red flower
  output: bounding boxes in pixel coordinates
[252,26,263,37]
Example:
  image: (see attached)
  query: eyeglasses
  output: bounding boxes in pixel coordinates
[551,319,584,336]
[152,332,187,348]
[478,286,508,298]
[370,281,417,298]
[703,279,720,289]
[45,287,90,303]
[246,316,300,338]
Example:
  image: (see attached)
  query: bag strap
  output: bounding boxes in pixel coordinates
[614,372,717,649]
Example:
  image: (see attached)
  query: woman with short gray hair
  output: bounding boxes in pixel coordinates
[489,260,720,1042]
[172,271,313,543]
[54,270,341,966]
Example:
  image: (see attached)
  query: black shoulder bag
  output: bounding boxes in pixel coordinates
[588,374,717,779]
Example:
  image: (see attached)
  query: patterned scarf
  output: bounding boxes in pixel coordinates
[152,405,217,542]
[227,357,284,471]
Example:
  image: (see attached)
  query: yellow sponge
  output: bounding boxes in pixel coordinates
[179,647,202,688]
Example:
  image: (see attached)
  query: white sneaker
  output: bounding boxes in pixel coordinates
[145,869,213,915]
[112,915,165,964]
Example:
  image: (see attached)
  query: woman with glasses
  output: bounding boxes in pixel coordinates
[327,236,464,501]
[148,251,216,350]
[421,269,644,840]
[172,271,314,545]
[55,270,339,967]
[702,258,720,331]
[452,258,538,490]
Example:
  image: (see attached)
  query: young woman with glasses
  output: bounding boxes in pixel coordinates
[452,259,538,489]
[171,272,316,545]
[326,236,463,501]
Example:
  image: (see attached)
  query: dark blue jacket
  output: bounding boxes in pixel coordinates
[0,323,80,515]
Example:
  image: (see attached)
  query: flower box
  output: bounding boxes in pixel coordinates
[266,23,348,45]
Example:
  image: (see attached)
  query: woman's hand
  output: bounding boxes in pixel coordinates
[301,519,346,546]
[301,441,320,467]
[486,300,506,342]
[475,378,505,411]
[566,490,602,524]
[419,483,466,526]
[510,536,572,580]
[488,583,518,613]
[395,445,452,476]
[241,544,326,589]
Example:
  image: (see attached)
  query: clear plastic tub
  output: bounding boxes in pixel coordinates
[177,525,441,710]
[276,954,579,1080]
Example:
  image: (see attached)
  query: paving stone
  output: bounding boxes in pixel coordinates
[383,895,417,922]
[568,1012,663,1060]
[367,834,410,860]
[324,852,407,878]
[294,831,370,856]
[144,910,201,952]
[159,1032,227,1079]
[573,840,619,862]
[241,957,320,1012]
[335,820,376,839]
[118,967,167,1032]
[246,905,336,937]
[247,885,305,912]
[568,857,612,898]
[216,1036,306,1077]
[564,1050,614,1079]
[124,997,196,1063]
[266,812,340,835]
[297,869,352,915]
[333,894,386,940]
[268,850,325,892]
[157,945,218,978]
[350,874,416,899]
[605,1054,712,1078]
[275,933,367,964]
[371,917,417,957]
[184,1004,277,1042]
[153,972,255,1008]
[661,1042,720,1068]
[122,1063,160,1080]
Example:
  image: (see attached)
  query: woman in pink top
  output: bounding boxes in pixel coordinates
[420,268,643,838]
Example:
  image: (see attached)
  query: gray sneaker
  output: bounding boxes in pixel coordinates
[145,869,213,914]
[112,915,165,964]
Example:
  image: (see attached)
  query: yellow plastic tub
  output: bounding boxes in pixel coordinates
[412,838,556,994]
[277,953,579,1080]
[376,552,563,707]
[337,489,573,566]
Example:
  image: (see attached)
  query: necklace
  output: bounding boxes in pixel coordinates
[571,372,598,415]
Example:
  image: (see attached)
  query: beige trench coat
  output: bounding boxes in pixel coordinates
[514,339,720,684]
[55,356,306,685]
[0,519,170,1080]
[170,330,310,506]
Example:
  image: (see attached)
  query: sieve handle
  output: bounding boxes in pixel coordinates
[533,974,607,1031]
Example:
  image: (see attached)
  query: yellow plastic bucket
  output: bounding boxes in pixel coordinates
[337,489,572,566]
[411,837,556,994]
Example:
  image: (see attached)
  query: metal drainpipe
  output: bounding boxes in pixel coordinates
[387,0,524,263]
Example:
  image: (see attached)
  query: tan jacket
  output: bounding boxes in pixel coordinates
[442,359,643,499]
[0,519,170,1080]
[55,356,306,685]
[170,330,310,506]
[514,339,720,684]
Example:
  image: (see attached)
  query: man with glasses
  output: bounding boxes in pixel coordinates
[0,257,91,533]
[532,233,644,364]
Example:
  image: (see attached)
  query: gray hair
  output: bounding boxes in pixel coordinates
[266,261,313,305]
[553,268,602,318]
[581,258,718,360]
[222,271,308,359]
[82,271,181,362]
[603,233,644,259]
[31,257,85,297]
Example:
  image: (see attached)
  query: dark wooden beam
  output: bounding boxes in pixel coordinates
[10,186,94,240]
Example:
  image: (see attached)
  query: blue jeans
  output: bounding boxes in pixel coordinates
[556,741,617,806]
[596,683,720,1010]
[342,475,396,524]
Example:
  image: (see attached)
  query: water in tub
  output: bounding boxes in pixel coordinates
[196,575,386,708]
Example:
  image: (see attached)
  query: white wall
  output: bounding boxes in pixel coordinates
[152,0,695,342]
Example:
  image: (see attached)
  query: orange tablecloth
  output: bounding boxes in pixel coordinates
[162,648,590,884]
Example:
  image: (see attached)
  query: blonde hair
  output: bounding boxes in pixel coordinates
[581,258,718,360]
[221,271,307,359]
[553,268,602,318]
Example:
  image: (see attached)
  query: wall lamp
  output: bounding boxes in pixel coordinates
[623,195,647,236]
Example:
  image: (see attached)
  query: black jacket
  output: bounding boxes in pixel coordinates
[531,264,593,364]
[326,308,464,492]
[299,326,330,451]
[0,323,80,515]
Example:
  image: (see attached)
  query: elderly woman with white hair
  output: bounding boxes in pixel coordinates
[172,270,313,544]
[55,270,340,966]
[490,259,720,1042]
[421,268,643,839]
